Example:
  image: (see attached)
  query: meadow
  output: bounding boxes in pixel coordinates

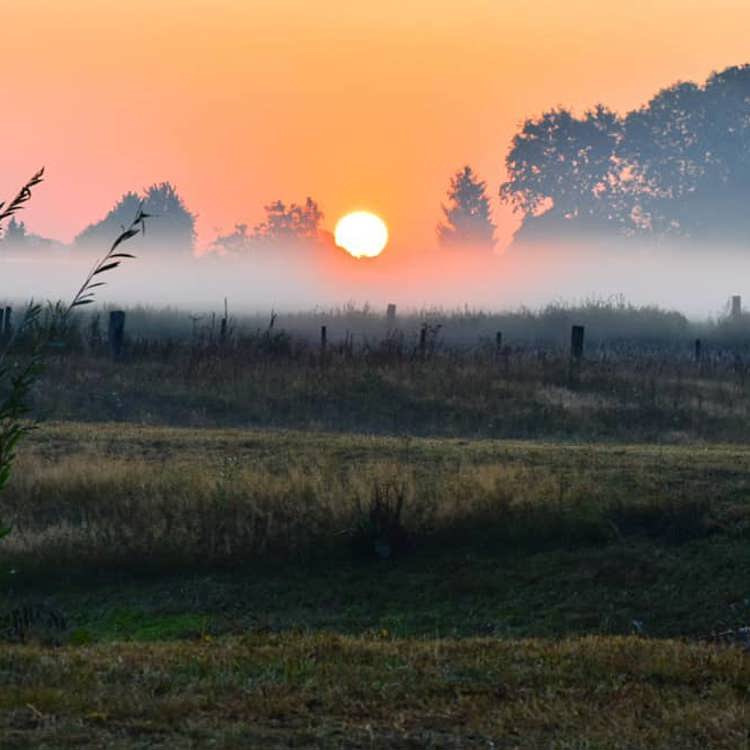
[24,302,750,442]
[2,303,750,748]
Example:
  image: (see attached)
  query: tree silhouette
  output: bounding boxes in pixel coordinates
[212,223,251,254]
[437,166,496,249]
[501,107,624,230]
[76,182,195,252]
[213,197,323,253]
[621,65,750,239]
[620,82,710,236]
[701,66,750,236]
[253,197,323,241]
[501,64,750,245]
[1,217,27,246]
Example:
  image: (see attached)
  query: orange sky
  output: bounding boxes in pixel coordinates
[3,0,750,255]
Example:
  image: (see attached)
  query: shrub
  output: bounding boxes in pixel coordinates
[351,482,413,560]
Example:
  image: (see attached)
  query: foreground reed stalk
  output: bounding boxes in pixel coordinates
[0,169,144,534]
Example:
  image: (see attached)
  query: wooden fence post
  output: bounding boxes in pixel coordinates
[495,331,502,357]
[419,325,427,359]
[386,303,397,325]
[220,297,228,345]
[732,295,742,320]
[570,325,584,360]
[694,338,702,363]
[3,307,11,340]
[109,310,126,361]
[320,325,327,363]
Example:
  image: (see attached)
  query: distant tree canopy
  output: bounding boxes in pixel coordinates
[0,215,57,252]
[213,197,323,253]
[501,64,750,244]
[437,166,496,249]
[0,217,27,245]
[75,182,195,252]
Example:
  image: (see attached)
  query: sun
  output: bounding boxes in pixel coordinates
[334,211,389,258]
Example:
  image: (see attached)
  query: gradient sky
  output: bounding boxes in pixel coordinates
[3,0,750,254]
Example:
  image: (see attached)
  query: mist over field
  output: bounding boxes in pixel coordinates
[8,63,750,321]
[3,238,747,319]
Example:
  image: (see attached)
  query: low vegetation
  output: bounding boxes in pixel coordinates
[21,334,750,442]
[1,423,748,638]
[4,248,750,745]
[0,297,720,345]
[3,634,749,749]
[3,296,747,443]
[1,424,750,746]
[3,422,749,573]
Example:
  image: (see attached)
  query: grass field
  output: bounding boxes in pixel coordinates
[31,343,750,444]
[4,635,749,749]
[1,423,749,747]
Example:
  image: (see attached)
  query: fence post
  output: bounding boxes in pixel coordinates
[3,307,11,340]
[320,325,327,364]
[220,297,228,345]
[108,310,126,361]
[419,325,427,359]
[386,303,397,325]
[732,295,742,320]
[694,338,702,363]
[495,331,503,357]
[570,325,584,360]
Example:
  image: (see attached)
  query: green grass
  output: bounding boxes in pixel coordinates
[2,423,749,746]
[20,533,748,644]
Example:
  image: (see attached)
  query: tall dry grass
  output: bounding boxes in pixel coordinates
[25,339,750,442]
[2,428,740,570]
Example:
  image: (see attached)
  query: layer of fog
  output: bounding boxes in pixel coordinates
[1,238,747,321]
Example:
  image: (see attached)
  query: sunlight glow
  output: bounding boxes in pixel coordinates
[334,211,389,258]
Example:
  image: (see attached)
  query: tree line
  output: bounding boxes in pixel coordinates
[503,64,750,244]
[4,64,750,255]
[0,168,497,255]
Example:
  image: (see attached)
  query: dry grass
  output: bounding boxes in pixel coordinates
[1,424,749,747]
[23,336,750,443]
[1,633,748,748]
[1,422,748,570]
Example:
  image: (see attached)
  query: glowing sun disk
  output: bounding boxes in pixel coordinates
[335,211,388,258]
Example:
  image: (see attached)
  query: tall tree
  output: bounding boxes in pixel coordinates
[501,106,624,229]
[687,65,750,238]
[140,182,196,249]
[502,65,750,244]
[76,182,195,253]
[620,82,710,236]
[437,166,496,249]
